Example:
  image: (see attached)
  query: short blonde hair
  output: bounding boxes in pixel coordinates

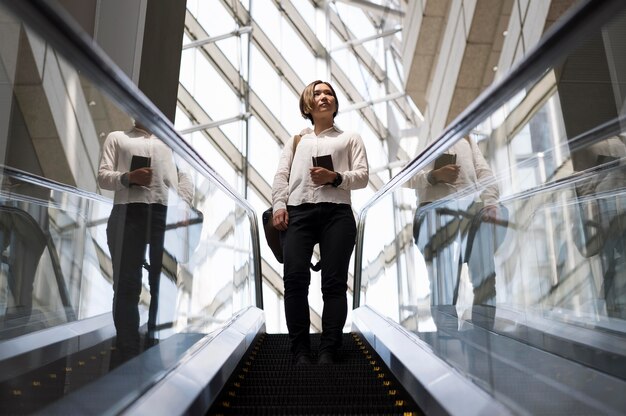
[299,80,339,124]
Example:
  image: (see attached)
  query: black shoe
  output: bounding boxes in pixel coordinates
[295,353,313,365]
[144,336,159,349]
[317,351,335,365]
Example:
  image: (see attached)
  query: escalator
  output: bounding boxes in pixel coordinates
[1,307,427,415]
[1,0,626,414]
[207,333,420,415]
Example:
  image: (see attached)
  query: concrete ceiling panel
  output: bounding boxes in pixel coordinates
[447,87,479,125]
[32,136,76,186]
[430,0,515,129]
[425,0,450,17]
[13,29,41,85]
[407,54,434,93]
[456,43,490,88]
[416,16,446,55]
[468,0,504,44]
[13,85,56,136]
[403,1,451,115]
[81,83,133,141]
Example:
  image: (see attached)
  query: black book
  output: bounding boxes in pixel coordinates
[596,154,618,166]
[130,155,151,171]
[434,153,456,170]
[312,154,334,171]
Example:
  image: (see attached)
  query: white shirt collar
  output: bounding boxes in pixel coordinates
[315,124,342,136]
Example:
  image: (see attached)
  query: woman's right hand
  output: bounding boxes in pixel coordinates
[129,167,153,186]
[432,165,460,184]
[273,208,289,231]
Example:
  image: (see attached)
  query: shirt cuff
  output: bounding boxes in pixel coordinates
[273,202,287,212]
[426,170,437,185]
[120,172,130,187]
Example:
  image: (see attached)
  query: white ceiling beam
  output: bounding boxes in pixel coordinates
[339,91,405,113]
[178,113,251,135]
[328,7,419,126]
[334,0,404,17]
[182,26,252,50]
[185,10,291,143]
[330,26,401,52]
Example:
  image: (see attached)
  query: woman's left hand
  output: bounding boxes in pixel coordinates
[273,208,289,230]
[482,204,498,222]
[310,167,335,186]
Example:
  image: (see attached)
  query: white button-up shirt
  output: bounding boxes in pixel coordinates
[272,125,369,211]
[98,128,193,206]
[410,137,499,205]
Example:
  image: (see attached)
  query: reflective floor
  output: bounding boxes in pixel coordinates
[0,332,163,414]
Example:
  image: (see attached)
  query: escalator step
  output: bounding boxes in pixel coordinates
[207,333,421,415]
[215,405,413,415]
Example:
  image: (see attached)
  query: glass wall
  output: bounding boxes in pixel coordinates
[0,3,259,341]
[177,0,421,331]
[357,2,626,346]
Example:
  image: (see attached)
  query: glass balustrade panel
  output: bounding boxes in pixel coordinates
[359,6,626,344]
[0,3,258,340]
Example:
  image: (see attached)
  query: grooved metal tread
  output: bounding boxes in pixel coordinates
[207,333,422,416]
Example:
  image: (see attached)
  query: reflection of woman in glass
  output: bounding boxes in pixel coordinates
[98,121,193,359]
[415,137,499,217]
[411,137,504,325]
[572,134,626,318]
[271,81,369,365]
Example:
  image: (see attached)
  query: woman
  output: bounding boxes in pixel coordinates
[271,80,369,365]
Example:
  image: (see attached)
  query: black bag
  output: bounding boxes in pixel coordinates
[262,133,306,264]
[262,208,283,263]
[261,208,321,271]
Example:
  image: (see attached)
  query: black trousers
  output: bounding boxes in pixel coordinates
[281,203,356,356]
[415,202,506,329]
[106,203,167,354]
